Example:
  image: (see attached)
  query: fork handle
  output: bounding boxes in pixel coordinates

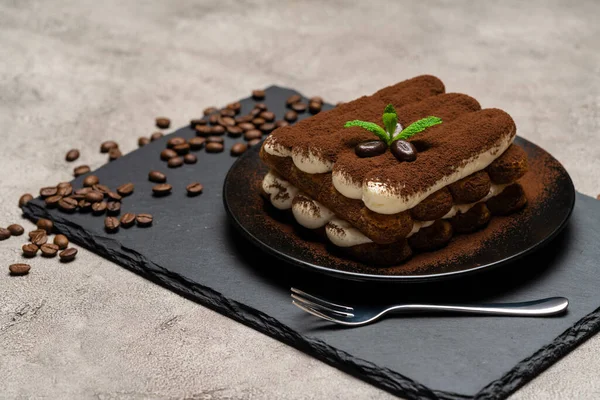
[392,297,569,317]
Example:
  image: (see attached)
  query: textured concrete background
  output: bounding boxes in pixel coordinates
[1,0,599,399]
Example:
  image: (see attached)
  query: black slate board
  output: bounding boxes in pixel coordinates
[22,86,600,399]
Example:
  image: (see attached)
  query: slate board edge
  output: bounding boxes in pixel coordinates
[22,195,600,400]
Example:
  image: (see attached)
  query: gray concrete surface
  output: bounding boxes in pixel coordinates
[1,0,599,399]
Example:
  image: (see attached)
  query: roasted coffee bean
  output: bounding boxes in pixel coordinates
[54,234,69,249]
[184,154,197,164]
[138,137,150,147]
[190,118,207,127]
[120,213,136,228]
[161,148,177,161]
[254,103,268,111]
[244,129,262,141]
[65,149,80,162]
[150,132,164,141]
[83,175,99,187]
[211,125,226,135]
[100,141,118,153]
[106,201,121,215]
[206,142,224,153]
[252,117,266,127]
[106,191,122,201]
[203,106,218,116]
[37,218,53,233]
[85,191,104,203]
[9,263,30,276]
[152,183,172,196]
[70,193,85,201]
[391,140,417,162]
[22,243,39,257]
[0,228,10,240]
[218,116,236,127]
[309,96,324,105]
[19,193,33,208]
[93,184,111,194]
[76,187,92,195]
[291,102,307,113]
[168,157,184,168]
[31,231,48,246]
[28,229,46,239]
[227,101,242,113]
[173,143,190,155]
[45,195,62,208]
[259,111,275,122]
[188,137,205,150]
[355,141,387,158]
[249,108,262,118]
[74,165,91,177]
[7,224,24,236]
[91,201,107,214]
[286,94,301,106]
[117,183,134,196]
[259,123,276,134]
[104,216,120,232]
[275,120,289,128]
[220,109,236,118]
[58,197,78,212]
[252,89,265,99]
[195,125,212,137]
[136,213,153,226]
[40,243,59,257]
[108,148,122,161]
[208,114,219,125]
[155,117,171,129]
[186,182,204,195]
[167,137,186,148]
[40,186,58,198]
[56,182,73,196]
[59,247,78,262]
[308,101,322,114]
[206,136,224,144]
[235,115,253,124]
[248,138,261,147]
[238,122,255,131]
[78,200,92,211]
[231,143,248,157]
[149,170,167,183]
[227,126,243,137]
[284,111,297,122]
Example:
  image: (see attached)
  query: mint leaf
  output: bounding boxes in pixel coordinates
[382,113,398,142]
[384,104,396,114]
[344,120,388,142]
[393,116,442,141]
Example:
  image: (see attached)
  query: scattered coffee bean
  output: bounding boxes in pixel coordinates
[236,115,253,124]
[156,117,171,129]
[54,234,69,249]
[58,197,78,212]
[28,229,46,239]
[152,183,172,196]
[168,157,184,168]
[208,114,219,125]
[100,141,118,153]
[238,122,255,131]
[120,213,136,228]
[106,202,121,215]
[190,118,207,127]
[167,137,186,148]
[188,137,206,150]
[78,200,92,211]
[227,102,241,113]
[0,228,10,240]
[19,193,33,208]
[211,125,226,135]
[203,106,218,116]
[355,140,387,158]
[259,123,276,134]
[37,218,53,233]
[220,109,236,118]
[259,111,275,122]
[9,263,30,276]
[40,186,58,198]
[186,182,204,195]
[254,103,268,111]
[91,201,107,214]
[161,148,178,160]
[231,143,248,157]
[308,101,322,114]
[291,102,307,113]
[75,187,91,196]
[116,183,134,196]
[284,111,297,122]
[40,243,59,257]
[206,142,224,153]
[252,117,266,127]
[184,154,197,164]
[275,120,289,128]
[65,149,80,162]
[108,148,122,161]
[104,216,120,232]
[173,143,190,155]
[31,231,48,246]
[309,96,324,105]
[136,213,153,226]
[286,94,302,106]
[83,175,99,187]
[252,89,265,100]
[150,132,164,141]
[22,243,39,257]
[138,137,150,147]
[207,136,224,144]
[248,138,261,147]
[195,125,212,137]
[390,140,417,162]
[107,191,122,201]
[244,129,262,141]
[45,195,62,208]
[149,170,167,183]
[59,247,78,262]
[56,182,73,196]
[85,191,104,203]
[218,116,236,127]
[227,126,243,137]
[7,224,24,236]
[249,108,262,118]
[74,165,91,177]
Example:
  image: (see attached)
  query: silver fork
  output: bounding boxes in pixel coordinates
[291,288,569,327]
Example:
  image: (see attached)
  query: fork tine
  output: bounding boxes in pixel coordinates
[292,300,340,323]
[291,293,354,318]
[290,288,353,311]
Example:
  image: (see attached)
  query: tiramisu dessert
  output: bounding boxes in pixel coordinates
[259,75,528,265]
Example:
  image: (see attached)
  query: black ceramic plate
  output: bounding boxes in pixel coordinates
[224,136,575,282]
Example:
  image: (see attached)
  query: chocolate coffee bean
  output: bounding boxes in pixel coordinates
[390,140,417,162]
[186,182,204,195]
[7,224,24,236]
[9,263,31,276]
[91,201,107,214]
[136,213,153,226]
[195,125,212,137]
[54,234,69,249]
[65,149,80,162]
[83,175,99,187]
[85,191,104,203]
[308,101,322,114]
[31,231,47,246]
[45,195,62,208]
[231,143,248,157]
[59,247,78,262]
[206,142,224,153]
[19,194,33,208]
[40,243,59,257]
[74,165,91,177]
[355,141,387,158]
[275,120,289,128]
[203,106,218,116]
[259,123,276,134]
[56,182,73,196]
[104,216,120,232]
[248,138,261,147]
[149,170,167,183]
[167,137,186,148]
[161,149,177,161]
[152,183,172,196]
[286,94,301,106]
[238,122,255,131]
[40,186,58,198]
[150,132,164,141]
[109,148,122,161]
[291,102,307,113]
[138,137,150,147]
[173,143,190,155]
[120,213,136,228]
[117,183,134,196]
[259,111,275,122]
[206,136,224,144]
[106,202,121,215]
[183,154,197,164]
[252,89,265,99]
[37,218,53,233]
[244,130,262,141]
[58,197,78,212]
[188,137,206,150]
[227,126,243,137]
[0,228,10,240]
[211,125,226,135]
[155,117,171,129]
[284,111,297,122]
[22,243,39,257]
[168,157,184,168]
[106,191,122,201]
[92,184,110,194]
[100,141,118,153]
[254,103,268,111]
[190,118,207,127]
